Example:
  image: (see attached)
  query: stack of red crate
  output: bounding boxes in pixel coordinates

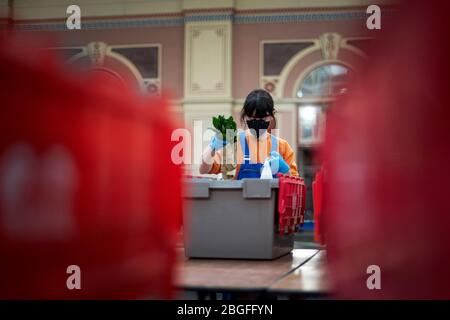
[276,174,306,236]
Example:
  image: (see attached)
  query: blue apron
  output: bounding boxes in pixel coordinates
[236,131,278,180]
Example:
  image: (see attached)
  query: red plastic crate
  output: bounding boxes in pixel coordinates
[276,174,306,236]
[0,38,182,299]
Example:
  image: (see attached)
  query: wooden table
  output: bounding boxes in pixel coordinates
[175,248,318,294]
[269,250,331,297]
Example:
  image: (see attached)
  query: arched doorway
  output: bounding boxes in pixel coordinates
[260,33,366,239]
[296,63,353,147]
[295,62,353,229]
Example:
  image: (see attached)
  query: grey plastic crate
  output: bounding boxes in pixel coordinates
[183,178,294,260]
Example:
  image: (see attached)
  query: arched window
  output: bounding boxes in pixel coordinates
[297,64,352,98]
[296,64,353,146]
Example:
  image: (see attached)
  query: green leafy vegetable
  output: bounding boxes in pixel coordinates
[212,115,237,142]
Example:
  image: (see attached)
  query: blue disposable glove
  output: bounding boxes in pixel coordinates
[209,135,228,151]
[268,151,290,174]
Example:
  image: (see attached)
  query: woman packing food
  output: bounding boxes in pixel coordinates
[199,89,298,179]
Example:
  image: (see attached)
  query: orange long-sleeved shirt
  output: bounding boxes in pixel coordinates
[208,131,299,178]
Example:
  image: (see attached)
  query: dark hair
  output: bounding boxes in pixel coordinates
[240,89,276,125]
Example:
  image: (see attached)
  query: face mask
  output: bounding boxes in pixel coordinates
[246,119,270,138]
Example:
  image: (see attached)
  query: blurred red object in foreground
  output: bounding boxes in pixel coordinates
[0,36,182,299]
[324,1,450,299]
[312,169,324,245]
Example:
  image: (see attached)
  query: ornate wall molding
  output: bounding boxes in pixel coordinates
[11,6,397,31]
[86,42,108,66]
[184,22,232,98]
[319,33,342,60]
